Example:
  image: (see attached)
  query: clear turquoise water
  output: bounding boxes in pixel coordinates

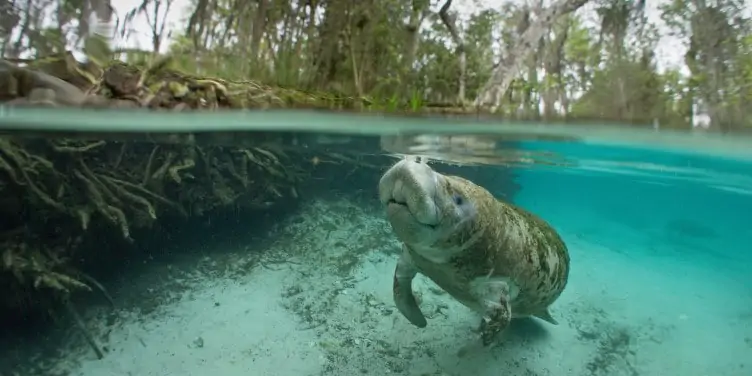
[507,140,751,376]
[1,110,751,375]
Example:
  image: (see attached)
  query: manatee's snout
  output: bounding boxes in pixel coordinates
[378,158,440,226]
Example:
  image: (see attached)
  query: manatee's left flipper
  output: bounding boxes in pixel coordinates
[393,246,427,328]
[471,278,512,346]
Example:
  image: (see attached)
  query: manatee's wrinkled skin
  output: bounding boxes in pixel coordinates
[378,158,570,346]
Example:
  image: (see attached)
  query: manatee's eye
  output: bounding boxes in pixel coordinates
[452,193,464,206]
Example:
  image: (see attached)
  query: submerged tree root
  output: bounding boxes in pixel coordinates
[2,241,112,361]
[64,299,104,359]
[0,56,308,357]
[0,137,303,325]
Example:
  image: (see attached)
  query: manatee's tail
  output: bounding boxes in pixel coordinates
[534,308,559,325]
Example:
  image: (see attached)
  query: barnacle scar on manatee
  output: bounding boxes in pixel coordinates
[378,158,570,346]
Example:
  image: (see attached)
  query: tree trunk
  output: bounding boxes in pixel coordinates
[249,0,268,67]
[474,0,590,111]
[439,0,466,105]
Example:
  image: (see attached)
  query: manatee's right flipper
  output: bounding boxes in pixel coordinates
[471,278,512,346]
[393,246,427,328]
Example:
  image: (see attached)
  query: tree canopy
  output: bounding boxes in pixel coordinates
[2,0,751,130]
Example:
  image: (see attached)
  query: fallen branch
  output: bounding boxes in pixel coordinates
[64,298,105,360]
[76,272,116,308]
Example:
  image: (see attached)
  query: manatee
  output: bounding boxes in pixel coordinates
[378,158,570,346]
